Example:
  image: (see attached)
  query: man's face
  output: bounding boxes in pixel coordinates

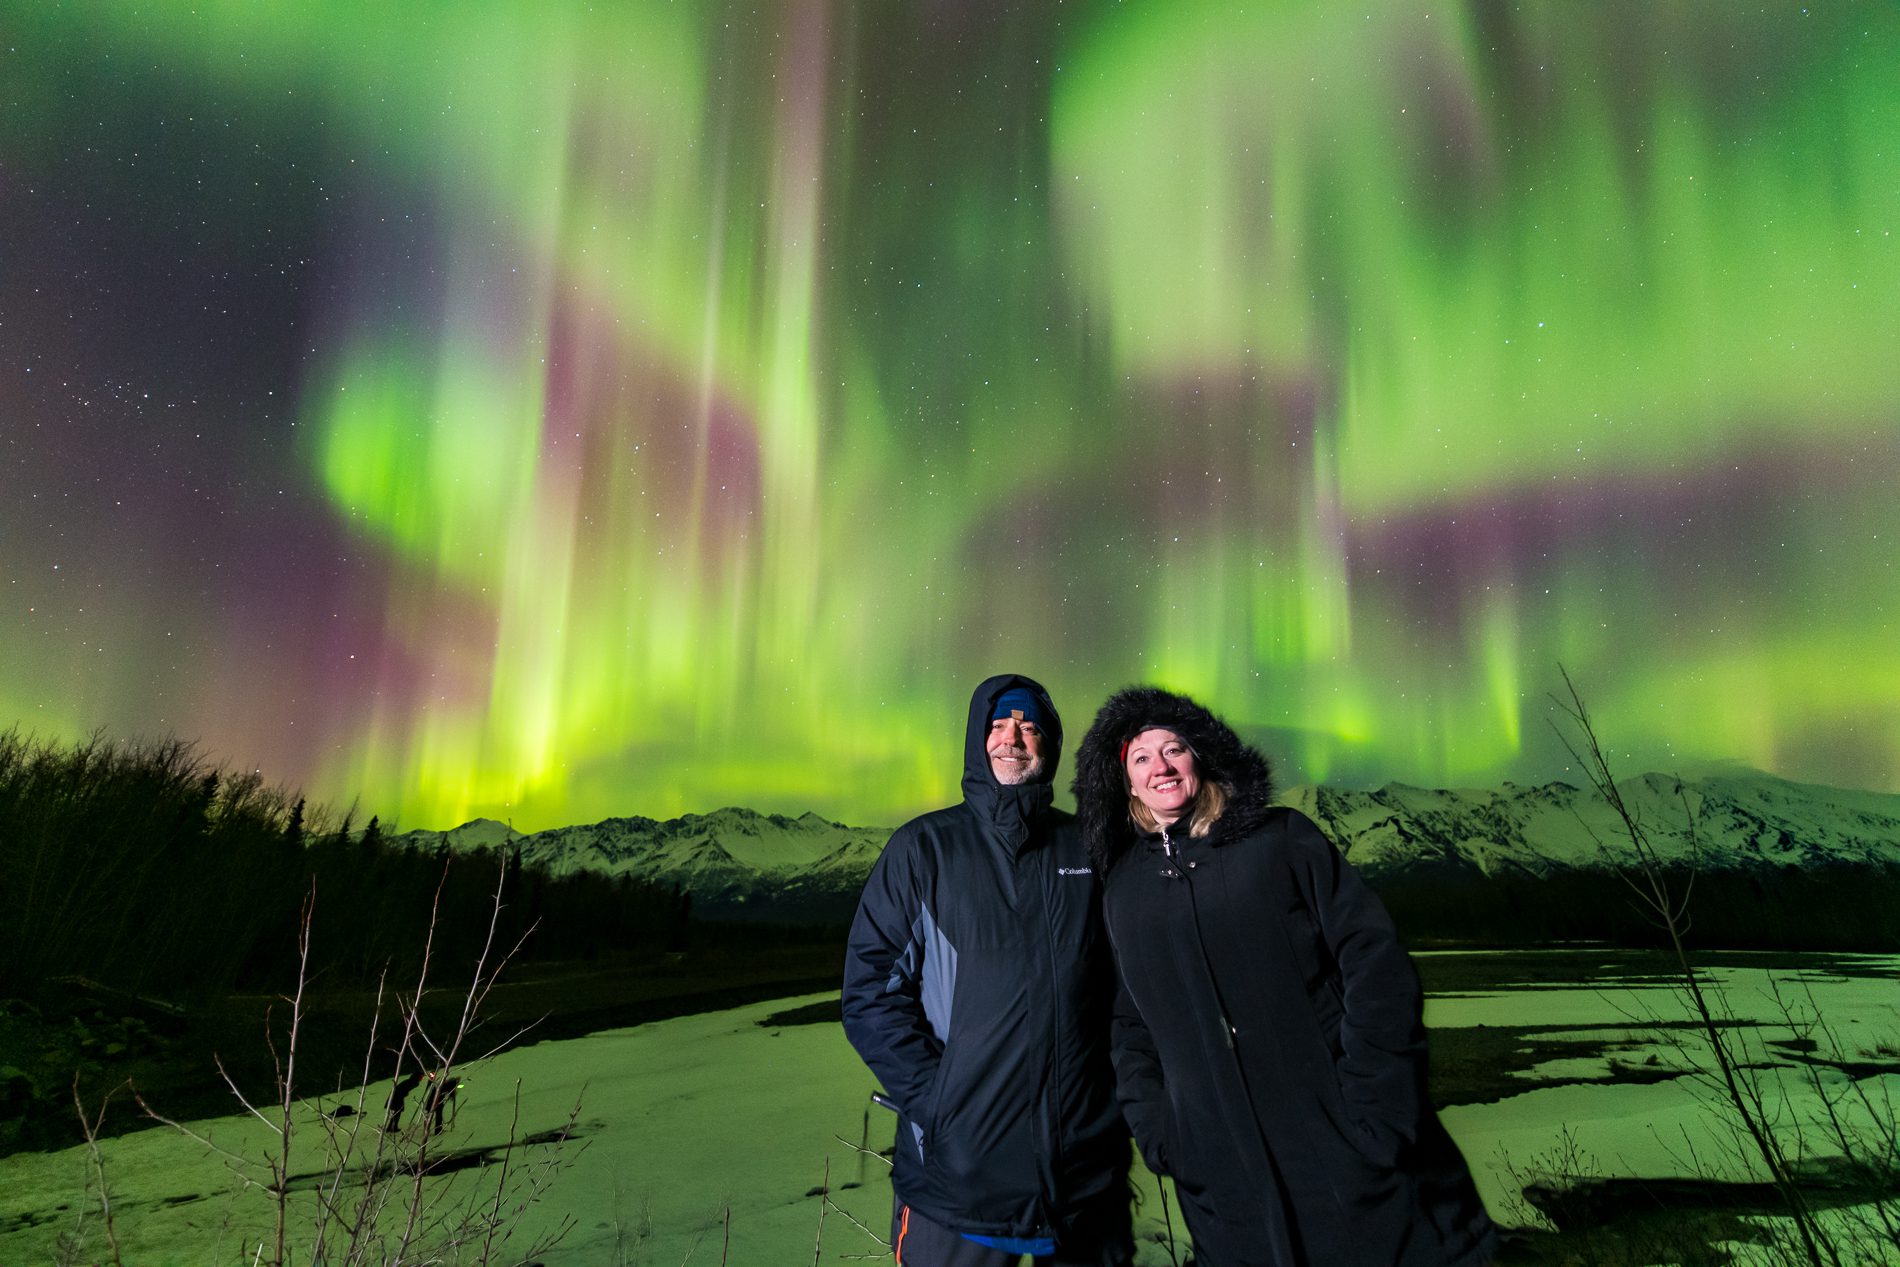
[987,714,1048,785]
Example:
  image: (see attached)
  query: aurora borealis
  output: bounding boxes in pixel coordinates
[4,2,1895,831]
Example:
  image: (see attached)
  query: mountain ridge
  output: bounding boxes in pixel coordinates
[390,769,1900,922]
[390,807,888,922]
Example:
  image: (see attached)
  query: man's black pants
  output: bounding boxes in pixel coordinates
[890,1188,1133,1267]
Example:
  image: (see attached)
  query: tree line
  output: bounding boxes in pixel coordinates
[1376,863,1900,951]
[6,727,1891,1006]
[0,729,692,1001]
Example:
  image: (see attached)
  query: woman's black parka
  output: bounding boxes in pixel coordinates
[1073,687,1496,1267]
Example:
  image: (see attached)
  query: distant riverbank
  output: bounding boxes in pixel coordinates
[1,940,844,1160]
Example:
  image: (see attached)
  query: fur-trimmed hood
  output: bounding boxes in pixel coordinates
[1071,686,1277,871]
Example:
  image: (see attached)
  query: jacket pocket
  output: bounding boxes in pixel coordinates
[923,1041,957,1137]
[1317,1000,1404,1171]
[1324,1063,1404,1171]
[1339,1107,1403,1170]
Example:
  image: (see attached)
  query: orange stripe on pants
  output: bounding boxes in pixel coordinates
[895,1204,911,1265]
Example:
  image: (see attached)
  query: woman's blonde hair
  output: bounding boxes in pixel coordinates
[1127,778,1227,838]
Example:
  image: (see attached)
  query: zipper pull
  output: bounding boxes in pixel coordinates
[1161,827,1173,858]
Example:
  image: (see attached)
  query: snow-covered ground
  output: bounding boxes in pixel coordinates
[4,954,1896,1265]
[1424,956,1900,1217]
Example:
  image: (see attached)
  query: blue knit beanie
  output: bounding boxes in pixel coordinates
[990,686,1053,731]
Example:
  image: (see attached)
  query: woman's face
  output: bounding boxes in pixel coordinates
[1123,727,1200,826]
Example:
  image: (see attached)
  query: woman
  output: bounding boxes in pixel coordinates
[1072,686,1496,1267]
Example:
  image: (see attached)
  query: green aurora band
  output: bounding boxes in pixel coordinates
[4,2,1895,830]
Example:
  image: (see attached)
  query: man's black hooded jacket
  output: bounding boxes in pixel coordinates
[840,674,1126,1241]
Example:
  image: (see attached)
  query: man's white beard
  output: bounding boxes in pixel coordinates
[990,752,1044,785]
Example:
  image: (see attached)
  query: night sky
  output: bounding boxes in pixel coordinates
[4,2,1895,832]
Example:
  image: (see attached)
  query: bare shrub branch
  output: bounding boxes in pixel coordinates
[1551,666,1835,1266]
[72,1075,129,1267]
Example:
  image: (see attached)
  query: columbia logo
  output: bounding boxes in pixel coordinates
[1057,866,1093,876]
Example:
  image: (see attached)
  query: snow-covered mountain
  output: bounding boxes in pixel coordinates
[393,770,1900,919]
[1284,770,1900,880]
[390,808,888,922]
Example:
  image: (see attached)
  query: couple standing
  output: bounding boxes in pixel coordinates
[841,674,1498,1267]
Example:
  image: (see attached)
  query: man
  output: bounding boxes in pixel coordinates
[842,674,1132,1266]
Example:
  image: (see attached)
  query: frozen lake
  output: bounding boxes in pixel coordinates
[4,950,1896,1265]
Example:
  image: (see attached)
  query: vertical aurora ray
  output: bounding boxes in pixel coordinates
[1051,0,1900,794]
[3,1,1895,828]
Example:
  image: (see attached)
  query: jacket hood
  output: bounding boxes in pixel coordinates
[960,674,1063,838]
[1071,685,1276,870]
